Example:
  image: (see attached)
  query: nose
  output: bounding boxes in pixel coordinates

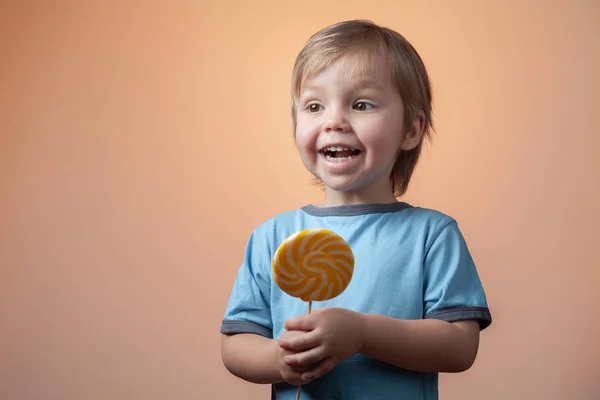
[323,107,351,133]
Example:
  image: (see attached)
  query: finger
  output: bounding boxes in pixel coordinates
[284,371,306,387]
[287,367,315,386]
[291,363,311,373]
[282,350,319,372]
[285,345,326,367]
[279,329,308,341]
[280,329,321,351]
[301,358,336,381]
[284,314,317,331]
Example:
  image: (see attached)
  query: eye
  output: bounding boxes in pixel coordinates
[307,103,323,113]
[353,101,373,111]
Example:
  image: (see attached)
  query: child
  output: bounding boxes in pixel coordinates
[220,20,491,400]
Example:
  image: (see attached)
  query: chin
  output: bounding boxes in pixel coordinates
[320,178,363,193]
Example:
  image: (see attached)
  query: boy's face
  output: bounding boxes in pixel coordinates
[294,56,421,204]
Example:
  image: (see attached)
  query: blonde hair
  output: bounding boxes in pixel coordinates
[291,20,434,197]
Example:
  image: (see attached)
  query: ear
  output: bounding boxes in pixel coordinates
[400,110,425,151]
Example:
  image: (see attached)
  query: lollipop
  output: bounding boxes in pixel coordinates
[272,228,354,304]
[272,228,354,399]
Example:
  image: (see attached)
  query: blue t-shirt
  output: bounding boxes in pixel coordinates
[221,202,492,400]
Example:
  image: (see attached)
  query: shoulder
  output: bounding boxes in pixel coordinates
[396,205,458,232]
[390,205,471,254]
[406,205,455,223]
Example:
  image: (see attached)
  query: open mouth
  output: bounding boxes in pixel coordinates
[321,146,362,162]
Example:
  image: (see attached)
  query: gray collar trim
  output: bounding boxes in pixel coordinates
[300,201,412,217]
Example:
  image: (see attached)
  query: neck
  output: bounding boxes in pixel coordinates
[320,182,398,207]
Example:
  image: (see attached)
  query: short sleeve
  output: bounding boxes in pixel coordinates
[220,231,273,338]
[423,220,492,330]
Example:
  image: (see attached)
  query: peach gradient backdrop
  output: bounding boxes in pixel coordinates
[1,1,599,399]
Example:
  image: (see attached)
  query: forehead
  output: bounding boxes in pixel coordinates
[296,49,391,95]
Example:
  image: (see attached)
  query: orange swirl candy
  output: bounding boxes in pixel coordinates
[272,229,354,302]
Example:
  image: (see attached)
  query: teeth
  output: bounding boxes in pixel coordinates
[325,146,353,151]
[321,145,360,162]
[325,154,357,162]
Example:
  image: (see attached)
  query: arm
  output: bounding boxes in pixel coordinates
[360,220,487,372]
[280,307,481,379]
[221,333,282,384]
[359,314,480,373]
[220,229,286,383]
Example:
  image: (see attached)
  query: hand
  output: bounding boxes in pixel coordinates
[276,330,314,386]
[279,307,365,381]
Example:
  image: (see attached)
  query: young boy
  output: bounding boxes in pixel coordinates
[220,20,491,400]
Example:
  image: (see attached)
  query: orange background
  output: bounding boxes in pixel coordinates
[1,1,599,399]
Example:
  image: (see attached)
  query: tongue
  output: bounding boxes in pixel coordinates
[335,150,354,158]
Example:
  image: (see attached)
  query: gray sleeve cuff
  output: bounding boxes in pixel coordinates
[220,319,273,338]
[425,306,492,331]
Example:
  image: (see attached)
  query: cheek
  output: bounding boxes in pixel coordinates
[362,129,403,163]
[294,123,319,160]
